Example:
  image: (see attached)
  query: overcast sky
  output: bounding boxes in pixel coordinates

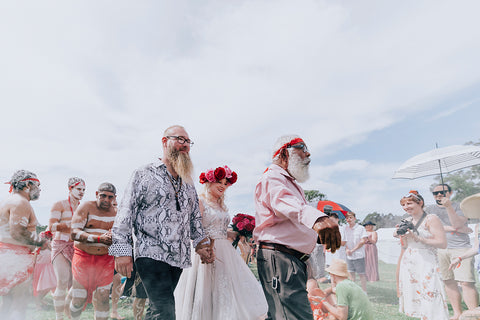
[1,1,479,225]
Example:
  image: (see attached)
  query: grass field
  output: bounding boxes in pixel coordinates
[11,261,458,319]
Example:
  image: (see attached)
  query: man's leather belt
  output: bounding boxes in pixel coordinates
[259,242,310,262]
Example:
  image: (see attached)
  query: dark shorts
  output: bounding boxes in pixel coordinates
[347,258,365,274]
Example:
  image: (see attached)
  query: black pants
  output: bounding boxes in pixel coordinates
[135,258,183,320]
[257,248,313,320]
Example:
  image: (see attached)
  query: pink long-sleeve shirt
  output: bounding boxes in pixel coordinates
[253,164,325,255]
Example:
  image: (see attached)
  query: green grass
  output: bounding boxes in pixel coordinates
[5,261,466,319]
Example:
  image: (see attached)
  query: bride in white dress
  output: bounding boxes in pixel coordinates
[174,165,268,320]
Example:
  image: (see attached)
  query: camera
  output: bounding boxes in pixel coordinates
[396,219,415,235]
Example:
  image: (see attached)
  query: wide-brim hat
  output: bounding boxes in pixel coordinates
[325,258,349,278]
[363,220,376,226]
[460,193,480,219]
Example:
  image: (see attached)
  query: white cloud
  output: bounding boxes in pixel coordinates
[1,1,479,223]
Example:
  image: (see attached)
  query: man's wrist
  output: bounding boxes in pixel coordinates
[197,238,211,246]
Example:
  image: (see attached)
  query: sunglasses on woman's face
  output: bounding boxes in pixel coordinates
[432,191,447,196]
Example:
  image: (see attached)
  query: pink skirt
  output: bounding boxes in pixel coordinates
[33,249,57,296]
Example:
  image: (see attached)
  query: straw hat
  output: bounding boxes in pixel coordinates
[460,193,480,219]
[325,258,349,278]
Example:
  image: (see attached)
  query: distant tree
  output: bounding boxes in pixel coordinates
[362,212,405,229]
[431,140,480,202]
[304,190,326,203]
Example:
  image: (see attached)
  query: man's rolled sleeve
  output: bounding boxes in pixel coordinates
[268,176,325,227]
[301,204,326,228]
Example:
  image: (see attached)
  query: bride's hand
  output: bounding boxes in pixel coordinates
[227,230,239,241]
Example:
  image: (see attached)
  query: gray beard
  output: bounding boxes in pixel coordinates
[288,153,310,183]
[168,147,194,184]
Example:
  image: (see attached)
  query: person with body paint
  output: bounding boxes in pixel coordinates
[0,170,48,320]
[48,177,86,320]
[69,182,117,320]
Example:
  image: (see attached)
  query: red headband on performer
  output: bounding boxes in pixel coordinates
[5,178,40,193]
[272,138,305,159]
[69,181,82,190]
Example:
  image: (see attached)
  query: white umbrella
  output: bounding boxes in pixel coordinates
[392,144,480,182]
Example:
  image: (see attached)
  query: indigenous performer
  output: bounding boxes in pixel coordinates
[49,177,86,320]
[363,221,379,282]
[0,170,47,320]
[396,190,449,320]
[32,246,57,310]
[254,135,341,319]
[175,165,268,320]
[110,125,213,320]
[69,182,117,320]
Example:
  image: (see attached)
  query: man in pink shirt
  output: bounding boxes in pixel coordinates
[254,135,342,320]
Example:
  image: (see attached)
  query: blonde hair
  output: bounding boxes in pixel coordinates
[345,211,356,218]
[201,182,228,212]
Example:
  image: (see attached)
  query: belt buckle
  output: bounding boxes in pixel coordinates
[299,253,309,261]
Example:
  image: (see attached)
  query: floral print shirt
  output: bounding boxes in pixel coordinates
[109,161,206,269]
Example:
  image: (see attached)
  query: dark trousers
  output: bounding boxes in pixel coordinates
[257,248,314,320]
[135,258,183,320]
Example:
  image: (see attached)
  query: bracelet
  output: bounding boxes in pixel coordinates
[97,236,101,243]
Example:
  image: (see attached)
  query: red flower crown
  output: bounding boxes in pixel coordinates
[199,165,237,185]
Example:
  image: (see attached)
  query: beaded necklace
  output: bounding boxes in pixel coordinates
[167,173,182,211]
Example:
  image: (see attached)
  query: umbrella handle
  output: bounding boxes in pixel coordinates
[436,143,445,186]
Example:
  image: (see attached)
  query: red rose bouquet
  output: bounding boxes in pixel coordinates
[230,213,255,248]
[39,230,53,240]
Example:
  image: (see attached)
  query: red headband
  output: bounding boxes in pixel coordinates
[272,138,304,159]
[5,178,40,193]
[69,181,82,189]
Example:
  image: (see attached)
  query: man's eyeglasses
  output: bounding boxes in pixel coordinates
[165,136,194,146]
[432,190,447,196]
[288,143,309,153]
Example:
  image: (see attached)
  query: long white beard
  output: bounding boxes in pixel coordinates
[168,147,194,184]
[288,152,310,183]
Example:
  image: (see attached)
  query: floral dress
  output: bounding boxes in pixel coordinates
[174,199,268,320]
[398,216,448,320]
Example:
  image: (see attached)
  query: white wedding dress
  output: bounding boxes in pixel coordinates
[174,199,268,320]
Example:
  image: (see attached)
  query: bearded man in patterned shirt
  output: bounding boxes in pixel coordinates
[110,125,213,320]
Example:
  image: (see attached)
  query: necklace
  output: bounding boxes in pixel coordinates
[167,173,182,211]
[68,195,79,215]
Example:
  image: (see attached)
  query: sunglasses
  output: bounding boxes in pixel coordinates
[404,192,421,200]
[432,191,447,196]
[288,143,309,153]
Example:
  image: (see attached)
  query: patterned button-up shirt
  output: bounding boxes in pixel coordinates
[109,161,206,269]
